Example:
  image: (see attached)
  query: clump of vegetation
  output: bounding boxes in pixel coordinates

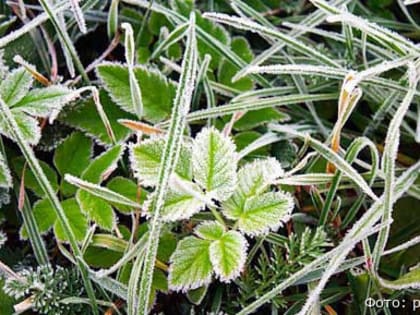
[0,0,419,314]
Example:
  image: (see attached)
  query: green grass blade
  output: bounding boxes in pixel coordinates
[128,13,198,315]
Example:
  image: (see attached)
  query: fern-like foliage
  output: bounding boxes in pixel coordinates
[235,227,331,309]
[4,265,91,315]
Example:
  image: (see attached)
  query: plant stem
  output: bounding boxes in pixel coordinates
[0,96,98,315]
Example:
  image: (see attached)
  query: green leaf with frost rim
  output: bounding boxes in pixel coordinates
[130,137,192,187]
[0,67,32,105]
[230,192,294,236]
[223,158,284,216]
[96,62,176,122]
[81,145,123,183]
[169,221,248,291]
[195,221,225,240]
[77,190,116,231]
[209,230,247,282]
[168,236,213,292]
[11,85,75,118]
[60,90,136,146]
[192,127,237,201]
[0,110,40,145]
[144,186,205,222]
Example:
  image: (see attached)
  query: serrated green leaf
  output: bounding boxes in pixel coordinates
[0,67,32,105]
[130,137,192,186]
[231,191,293,236]
[192,127,237,201]
[96,62,176,122]
[77,190,115,231]
[145,186,205,222]
[11,85,74,117]
[12,156,58,197]
[59,90,136,145]
[82,145,123,184]
[0,109,41,145]
[223,158,284,216]
[195,221,225,241]
[54,132,92,196]
[218,37,254,91]
[168,236,213,292]
[54,198,88,242]
[209,230,247,282]
[0,151,11,188]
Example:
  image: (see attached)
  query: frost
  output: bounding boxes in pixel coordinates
[192,127,237,201]
[209,230,248,282]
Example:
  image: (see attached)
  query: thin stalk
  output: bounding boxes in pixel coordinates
[129,13,198,315]
[38,0,89,81]
[0,138,49,265]
[0,96,98,314]
[372,65,418,269]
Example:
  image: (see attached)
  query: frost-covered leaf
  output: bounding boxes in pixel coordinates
[168,236,213,292]
[192,127,237,201]
[209,230,247,282]
[59,90,136,145]
[54,198,88,242]
[0,151,11,188]
[76,190,116,231]
[144,186,205,222]
[0,110,41,145]
[223,158,284,216]
[0,67,32,105]
[229,191,293,236]
[11,85,75,118]
[130,137,192,186]
[169,222,248,292]
[81,145,123,183]
[195,221,225,241]
[96,62,176,122]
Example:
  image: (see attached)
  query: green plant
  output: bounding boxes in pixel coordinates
[0,1,419,314]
